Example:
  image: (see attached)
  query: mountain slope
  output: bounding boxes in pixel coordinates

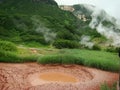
[60,4,120,47]
[1,0,118,48]
[0,0,83,45]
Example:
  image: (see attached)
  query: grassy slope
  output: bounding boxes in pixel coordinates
[0,0,102,46]
[0,0,78,43]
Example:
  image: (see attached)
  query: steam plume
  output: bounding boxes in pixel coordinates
[31,16,56,43]
[80,35,94,49]
[88,7,120,47]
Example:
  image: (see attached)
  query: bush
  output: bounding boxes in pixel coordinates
[0,40,17,52]
[92,45,101,50]
[105,46,119,53]
[21,35,48,45]
[53,39,80,49]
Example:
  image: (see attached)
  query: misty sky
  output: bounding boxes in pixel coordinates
[55,0,120,19]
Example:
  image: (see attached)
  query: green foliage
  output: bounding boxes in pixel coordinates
[0,41,119,72]
[71,49,119,72]
[0,0,103,47]
[92,45,101,50]
[0,49,37,63]
[24,41,48,48]
[21,35,48,45]
[0,40,17,51]
[92,37,107,44]
[100,82,117,90]
[105,46,120,53]
[0,50,20,62]
[53,39,80,49]
[0,40,37,63]
[38,49,119,72]
[37,54,79,64]
[57,30,78,40]
[0,0,80,45]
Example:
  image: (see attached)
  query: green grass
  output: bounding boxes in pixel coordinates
[100,82,117,90]
[0,40,17,52]
[0,41,38,63]
[37,54,79,64]
[37,49,120,72]
[0,50,37,63]
[0,42,119,72]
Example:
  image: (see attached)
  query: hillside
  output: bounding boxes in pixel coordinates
[0,0,103,48]
[60,4,120,47]
[0,0,120,49]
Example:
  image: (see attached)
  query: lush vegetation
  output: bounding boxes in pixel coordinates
[0,0,105,49]
[53,39,80,49]
[37,49,119,72]
[0,40,119,72]
[0,50,36,63]
[0,40,37,63]
[100,82,117,90]
[0,40,17,51]
[38,54,78,64]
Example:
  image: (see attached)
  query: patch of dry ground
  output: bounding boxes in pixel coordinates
[0,63,119,90]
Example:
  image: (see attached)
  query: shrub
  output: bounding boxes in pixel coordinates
[21,35,48,45]
[53,39,80,49]
[92,45,101,50]
[105,46,119,53]
[0,40,17,52]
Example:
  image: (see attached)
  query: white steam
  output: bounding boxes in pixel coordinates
[31,16,56,43]
[96,23,120,46]
[80,35,94,49]
[88,7,120,47]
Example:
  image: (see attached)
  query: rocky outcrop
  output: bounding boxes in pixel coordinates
[59,5,88,22]
[59,5,74,12]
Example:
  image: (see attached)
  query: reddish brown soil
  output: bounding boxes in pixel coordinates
[0,63,119,90]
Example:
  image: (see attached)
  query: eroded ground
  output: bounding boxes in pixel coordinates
[0,63,119,90]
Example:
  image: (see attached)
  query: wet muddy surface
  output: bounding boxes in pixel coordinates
[0,63,119,90]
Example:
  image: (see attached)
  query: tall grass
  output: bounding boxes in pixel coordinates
[0,41,119,72]
[37,49,120,72]
[0,50,37,63]
[100,82,117,90]
[0,40,17,52]
[38,54,80,64]
[0,40,37,63]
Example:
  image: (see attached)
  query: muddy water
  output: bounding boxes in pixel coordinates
[39,72,77,83]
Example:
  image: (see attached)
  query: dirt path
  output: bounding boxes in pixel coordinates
[0,63,119,90]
